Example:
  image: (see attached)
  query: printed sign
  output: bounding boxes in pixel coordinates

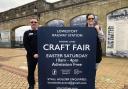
[38,27,97,89]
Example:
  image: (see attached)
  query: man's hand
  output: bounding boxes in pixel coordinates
[33,54,39,59]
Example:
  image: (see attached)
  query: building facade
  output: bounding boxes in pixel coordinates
[0,0,128,56]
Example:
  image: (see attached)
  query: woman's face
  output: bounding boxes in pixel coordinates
[87,15,95,26]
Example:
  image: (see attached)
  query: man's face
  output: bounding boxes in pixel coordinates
[30,19,38,30]
[87,15,95,25]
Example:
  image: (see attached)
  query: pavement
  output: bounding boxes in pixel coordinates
[0,48,128,89]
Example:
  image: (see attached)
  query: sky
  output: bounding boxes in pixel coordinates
[0,0,61,12]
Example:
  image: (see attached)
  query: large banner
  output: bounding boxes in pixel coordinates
[38,27,97,89]
[106,8,128,57]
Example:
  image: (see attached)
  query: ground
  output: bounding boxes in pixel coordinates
[0,48,128,89]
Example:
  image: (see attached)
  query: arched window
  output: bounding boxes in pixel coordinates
[46,19,64,27]
[70,15,86,27]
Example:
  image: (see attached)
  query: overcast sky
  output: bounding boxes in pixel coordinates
[0,0,61,12]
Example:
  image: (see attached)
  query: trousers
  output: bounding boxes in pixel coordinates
[26,54,38,86]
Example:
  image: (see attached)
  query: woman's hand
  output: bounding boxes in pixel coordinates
[95,25,101,32]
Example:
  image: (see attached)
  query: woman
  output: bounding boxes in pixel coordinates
[86,13,105,69]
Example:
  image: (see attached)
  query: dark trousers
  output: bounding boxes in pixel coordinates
[26,54,38,86]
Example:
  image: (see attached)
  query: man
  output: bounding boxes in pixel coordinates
[23,18,39,89]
